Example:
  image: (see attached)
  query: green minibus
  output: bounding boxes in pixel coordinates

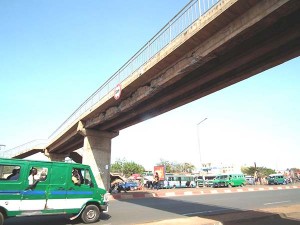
[0,158,109,225]
[212,173,246,188]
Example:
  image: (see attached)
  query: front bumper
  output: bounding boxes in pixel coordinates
[100,202,108,213]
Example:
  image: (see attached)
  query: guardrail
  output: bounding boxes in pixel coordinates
[4,0,220,157]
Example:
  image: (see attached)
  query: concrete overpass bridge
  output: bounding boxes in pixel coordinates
[2,0,300,189]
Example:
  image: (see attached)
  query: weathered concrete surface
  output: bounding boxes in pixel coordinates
[12,0,300,160]
[46,0,300,155]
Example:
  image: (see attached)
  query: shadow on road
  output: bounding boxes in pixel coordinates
[115,191,300,225]
[4,213,112,225]
[4,188,300,225]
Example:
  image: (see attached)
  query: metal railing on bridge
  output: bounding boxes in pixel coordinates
[2,0,220,158]
[0,139,48,159]
[48,0,220,141]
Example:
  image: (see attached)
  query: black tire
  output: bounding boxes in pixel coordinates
[0,212,4,225]
[81,205,100,224]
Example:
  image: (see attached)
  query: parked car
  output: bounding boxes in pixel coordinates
[122,179,139,191]
[245,175,255,185]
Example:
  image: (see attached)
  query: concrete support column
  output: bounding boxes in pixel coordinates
[79,128,118,190]
[44,149,68,161]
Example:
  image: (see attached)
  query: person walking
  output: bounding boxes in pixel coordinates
[154,172,160,190]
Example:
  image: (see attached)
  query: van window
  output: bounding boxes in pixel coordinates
[0,164,21,181]
[37,167,48,181]
[72,168,83,185]
[81,169,92,185]
[168,177,174,181]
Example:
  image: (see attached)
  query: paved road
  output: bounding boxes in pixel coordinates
[4,187,300,225]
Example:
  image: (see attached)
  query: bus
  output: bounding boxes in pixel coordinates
[162,173,197,188]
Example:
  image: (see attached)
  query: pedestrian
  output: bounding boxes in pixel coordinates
[254,170,258,185]
[154,172,159,190]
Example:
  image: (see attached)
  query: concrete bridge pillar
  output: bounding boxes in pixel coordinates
[44,149,68,161]
[78,128,118,190]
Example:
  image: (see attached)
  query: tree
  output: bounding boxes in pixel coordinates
[241,166,275,177]
[182,163,196,173]
[123,161,145,177]
[110,158,125,174]
[110,158,145,177]
[156,159,173,173]
[156,159,196,173]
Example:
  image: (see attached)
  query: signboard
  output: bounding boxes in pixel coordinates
[114,84,122,100]
[154,165,166,181]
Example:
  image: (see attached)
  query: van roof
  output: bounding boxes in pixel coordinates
[0,157,84,167]
[269,173,284,176]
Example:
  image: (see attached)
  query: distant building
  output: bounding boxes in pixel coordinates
[200,161,242,175]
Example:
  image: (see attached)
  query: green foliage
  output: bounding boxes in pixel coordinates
[157,159,196,173]
[241,166,276,177]
[110,158,124,173]
[157,159,173,173]
[110,158,145,177]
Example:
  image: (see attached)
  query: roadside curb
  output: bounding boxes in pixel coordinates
[109,185,300,201]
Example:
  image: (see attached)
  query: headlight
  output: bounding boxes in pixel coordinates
[103,193,110,202]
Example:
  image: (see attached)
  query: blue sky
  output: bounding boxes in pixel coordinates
[1,1,299,171]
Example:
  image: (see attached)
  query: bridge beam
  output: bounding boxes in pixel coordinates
[44,149,68,161]
[78,127,118,190]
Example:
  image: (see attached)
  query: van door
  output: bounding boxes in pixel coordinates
[66,166,94,214]
[20,164,50,212]
[45,164,67,212]
[0,162,24,215]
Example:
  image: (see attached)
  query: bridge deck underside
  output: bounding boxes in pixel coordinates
[43,0,300,155]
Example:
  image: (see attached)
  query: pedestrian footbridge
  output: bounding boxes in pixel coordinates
[2,0,300,190]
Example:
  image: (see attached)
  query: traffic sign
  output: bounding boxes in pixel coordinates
[114,84,122,100]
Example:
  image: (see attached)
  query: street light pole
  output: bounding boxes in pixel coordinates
[197,118,207,172]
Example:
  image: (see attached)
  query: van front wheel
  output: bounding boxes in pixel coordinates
[81,204,100,224]
[0,212,4,225]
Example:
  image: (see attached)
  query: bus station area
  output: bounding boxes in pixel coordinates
[109,183,300,201]
[109,168,300,195]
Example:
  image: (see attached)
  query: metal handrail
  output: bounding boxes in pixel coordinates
[3,0,220,158]
[0,139,48,158]
[48,0,220,141]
